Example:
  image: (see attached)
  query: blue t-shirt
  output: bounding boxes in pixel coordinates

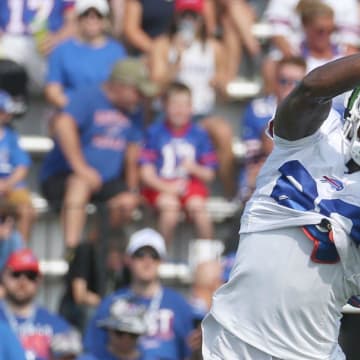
[0,301,71,360]
[0,230,24,272]
[84,287,193,360]
[46,38,127,96]
[40,86,143,183]
[0,321,26,360]
[140,121,217,179]
[0,0,74,35]
[0,126,31,186]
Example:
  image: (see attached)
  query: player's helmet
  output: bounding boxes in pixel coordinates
[343,87,360,166]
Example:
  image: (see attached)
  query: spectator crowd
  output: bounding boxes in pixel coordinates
[0,0,359,359]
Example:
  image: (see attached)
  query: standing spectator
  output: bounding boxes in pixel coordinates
[40,58,157,256]
[238,57,307,203]
[0,90,35,242]
[140,82,217,245]
[96,299,147,360]
[0,321,26,360]
[150,0,235,197]
[0,0,76,92]
[0,249,71,360]
[45,0,128,109]
[84,228,194,360]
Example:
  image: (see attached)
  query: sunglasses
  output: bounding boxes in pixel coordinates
[132,248,160,260]
[312,27,335,35]
[10,270,39,281]
[112,330,139,338]
[277,77,301,87]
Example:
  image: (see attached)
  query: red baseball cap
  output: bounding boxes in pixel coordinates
[5,249,40,273]
[175,0,204,13]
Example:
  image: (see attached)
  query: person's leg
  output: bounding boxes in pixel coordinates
[7,188,36,242]
[185,195,213,239]
[201,116,236,198]
[62,174,93,248]
[155,193,181,246]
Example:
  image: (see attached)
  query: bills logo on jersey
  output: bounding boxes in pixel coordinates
[320,176,344,191]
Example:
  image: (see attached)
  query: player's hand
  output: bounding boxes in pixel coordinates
[75,165,102,192]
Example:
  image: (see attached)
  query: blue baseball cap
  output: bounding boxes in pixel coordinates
[0,90,14,113]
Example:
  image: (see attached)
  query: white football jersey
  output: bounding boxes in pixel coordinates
[240,109,360,247]
[208,110,360,360]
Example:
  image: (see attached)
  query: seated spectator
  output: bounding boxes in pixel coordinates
[96,299,147,360]
[0,200,24,274]
[0,0,76,93]
[262,0,360,93]
[40,58,158,257]
[297,0,348,113]
[45,0,128,109]
[0,90,35,242]
[150,0,236,197]
[0,249,71,360]
[84,228,194,360]
[238,57,307,203]
[0,321,26,360]
[123,0,176,56]
[59,236,130,332]
[140,82,217,245]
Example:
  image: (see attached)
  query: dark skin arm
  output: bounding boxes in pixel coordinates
[274,54,360,140]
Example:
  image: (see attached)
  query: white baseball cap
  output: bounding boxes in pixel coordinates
[126,228,166,259]
[75,0,110,16]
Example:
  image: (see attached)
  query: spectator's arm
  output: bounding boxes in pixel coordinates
[140,163,166,191]
[53,113,102,190]
[125,143,140,192]
[44,83,68,109]
[5,166,28,189]
[72,278,101,306]
[150,37,178,89]
[109,0,126,38]
[271,35,296,57]
[181,159,215,183]
[37,7,76,56]
[123,0,152,54]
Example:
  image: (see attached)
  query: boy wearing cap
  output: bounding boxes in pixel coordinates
[0,249,71,360]
[140,82,217,245]
[0,90,34,242]
[45,0,127,109]
[85,228,194,360]
[96,299,147,360]
[41,58,157,255]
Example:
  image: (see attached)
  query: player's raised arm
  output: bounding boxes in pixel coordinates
[274,54,360,140]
